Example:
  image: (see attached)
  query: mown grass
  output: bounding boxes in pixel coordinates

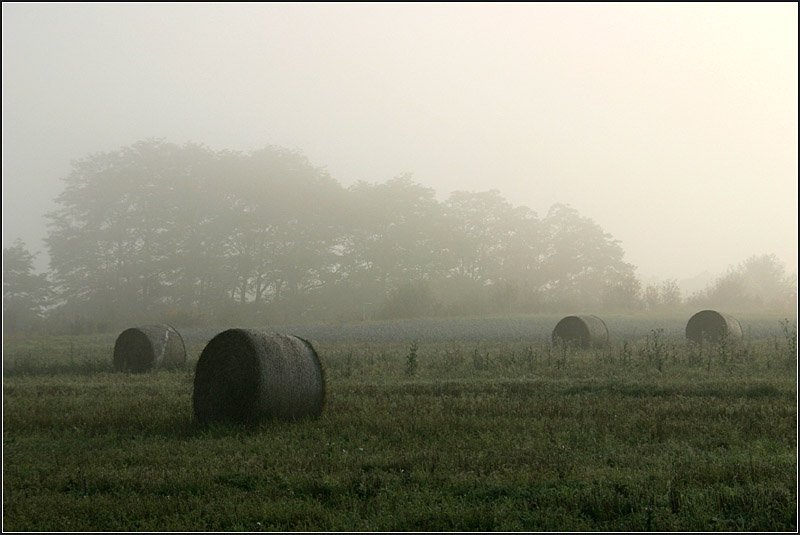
[2,315,797,531]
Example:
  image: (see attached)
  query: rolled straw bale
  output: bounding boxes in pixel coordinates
[685,310,742,344]
[192,329,325,424]
[551,315,609,348]
[113,324,187,373]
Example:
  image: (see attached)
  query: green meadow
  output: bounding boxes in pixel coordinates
[3,314,797,531]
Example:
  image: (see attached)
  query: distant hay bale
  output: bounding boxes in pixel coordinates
[113,324,186,373]
[552,315,609,348]
[192,329,325,425]
[685,310,743,344]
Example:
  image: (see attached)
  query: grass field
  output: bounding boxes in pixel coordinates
[2,313,797,531]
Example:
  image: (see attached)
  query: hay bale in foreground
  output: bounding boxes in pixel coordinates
[552,315,609,348]
[113,324,187,373]
[192,329,325,424]
[685,310,742,344]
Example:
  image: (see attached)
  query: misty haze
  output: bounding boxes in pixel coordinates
[2,3,797,532]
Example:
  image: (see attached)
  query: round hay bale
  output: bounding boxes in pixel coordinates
[192,329,325,424]
[552,315,609,348]
[113,324,187,373]
[685,310,742,344]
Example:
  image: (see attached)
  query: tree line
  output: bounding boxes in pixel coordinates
[3,139,796,333]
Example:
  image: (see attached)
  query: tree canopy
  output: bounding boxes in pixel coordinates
[688,254,797,312]
[6,138,788,333]
[3,240,50,332]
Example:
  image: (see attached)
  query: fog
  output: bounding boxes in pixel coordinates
[3,2,797,286]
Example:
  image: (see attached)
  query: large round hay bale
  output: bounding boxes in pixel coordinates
[113,324,186,372]
[685,310,742,344]
[551,315,609,348]
[192,329,325,424]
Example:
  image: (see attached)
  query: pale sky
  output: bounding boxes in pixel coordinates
[2,2,797,285]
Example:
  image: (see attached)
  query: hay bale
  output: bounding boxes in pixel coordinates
[552,315,609,348]
[192,329,325,424]
[113,324,187,372]
[685,310,742,344]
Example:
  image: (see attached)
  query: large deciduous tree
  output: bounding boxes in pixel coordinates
[539,204,640,310]
[46,139,221,324]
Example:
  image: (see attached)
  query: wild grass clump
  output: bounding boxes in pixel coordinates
[405,340,418,377]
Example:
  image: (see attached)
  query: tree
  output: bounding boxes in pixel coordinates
[343,175,445,290]
[442,190,514,283]
[643,279,682,311]
[214,146,345,314]
[437,190,545,314]
[42,137,652,326]
[3,240,50,332]
[46,139,222,326]
[539,204,639,311]
[45,139,348,326]
[690,254,796,311]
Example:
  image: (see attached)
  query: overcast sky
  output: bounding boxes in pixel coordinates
[2,2,797,285]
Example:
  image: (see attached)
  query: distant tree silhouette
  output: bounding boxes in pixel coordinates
[42,139,654,329]
[3,240,50,332]
[690,254,796,311]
